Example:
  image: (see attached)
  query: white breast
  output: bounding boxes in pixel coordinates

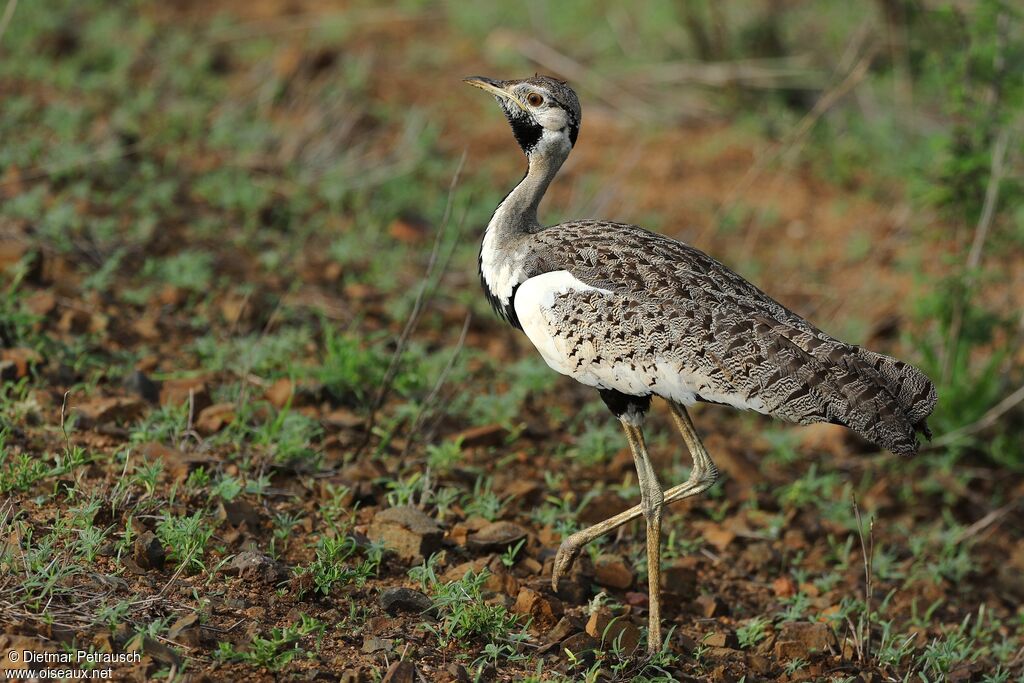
[513,270,612,378]
[480,207,528,306]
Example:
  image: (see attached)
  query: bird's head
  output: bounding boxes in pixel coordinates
[464,75,581,160]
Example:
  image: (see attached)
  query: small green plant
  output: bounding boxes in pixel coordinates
[215,614,324,670]
[425,570,527,651]
[462,476,505,521]
[156,512,214,573]
[425,437,463,472]
[408,553,441,591]
[737,616,769,649]
[298,536,382,596]
[501,538,526,568]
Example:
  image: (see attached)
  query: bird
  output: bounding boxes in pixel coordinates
[464,74,937,654]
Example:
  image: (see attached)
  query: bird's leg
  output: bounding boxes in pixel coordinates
[665,401,719,489]
[551,403,720,649]
[622,421,665,653]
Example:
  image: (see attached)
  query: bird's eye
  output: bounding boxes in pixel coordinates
[527,93,544,106]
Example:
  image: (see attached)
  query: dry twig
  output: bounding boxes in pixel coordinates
[355,151,467,456]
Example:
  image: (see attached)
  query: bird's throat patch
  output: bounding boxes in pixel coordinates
[508,116,543,155]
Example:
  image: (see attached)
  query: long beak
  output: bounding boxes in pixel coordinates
[463,76,528,112]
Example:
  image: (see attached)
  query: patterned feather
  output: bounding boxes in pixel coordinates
[502,221,937,455]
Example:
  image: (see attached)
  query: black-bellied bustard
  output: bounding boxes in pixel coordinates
[465,74,937,653]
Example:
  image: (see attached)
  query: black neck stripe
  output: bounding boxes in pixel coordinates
[508,116,543,154]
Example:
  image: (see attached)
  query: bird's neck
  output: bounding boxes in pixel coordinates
[489,149,566,237]
[479,147,568,321]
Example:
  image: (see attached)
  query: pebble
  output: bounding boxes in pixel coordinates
[73,396,145,427]
[378,587,432,615]
[159,377,211,412]
[593,553,634,590]
[225,550,289,584]
[662,558,698,597]
[512,587,561,626]
[380,660,416,683]
[585,608,640,654]
[774,621,838,659]
[703,630,739,649]
[467,521,528,552]
[368,506,443,562]
[123,370,161,404]
[560,632,599,664]
[132,531,165,571]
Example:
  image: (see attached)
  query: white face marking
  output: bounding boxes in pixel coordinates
[532,104,569,132]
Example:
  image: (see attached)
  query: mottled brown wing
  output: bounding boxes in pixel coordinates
[531,221,935,454]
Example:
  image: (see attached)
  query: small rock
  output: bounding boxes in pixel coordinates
[442,558,489,583]
[0,240,28,271]
[519,556,543,575]
[774,621,838,659]
[339,670,370,683]
[483,566,520,596]
[361,636,392,654]
[24,291,56,316]
[593,554,633,590]
[772,575,797,598]
[225,550,289,584]
[131,316,161,341]
[467,521,528,552]
[380,660,416,683]
[694,594,728,618]
[578,491,629,526]
[73,396,145,427]
[0,360,17,383]
[585,608,640,654]
[663,558,698,597]
[453,423,506,448]
[0,347,42,379]
[703,631,739,649]
[379,587,432,615]
[159,377,212,412]
[265,378,294,408]
[368,506,443,562]
[133,531,165,571]
[560,632,599,663]
[512,587,561,626]
[746,652,772,674]
[540,615,582,652]
[218,499,263,528]
[124,370,161,404]
[446,663,471,683]
[323,407,365,429]
[799,422,850,455]
[502,479,543,504]
[195,402,235,435]
[168,613,200,648]
[388,214,431,244]
[740,542,777,569]
[138,442,214,480]
[625,591,649,607]
[128,635,182,670]
[58,308,91,334]
[703,523,736,551]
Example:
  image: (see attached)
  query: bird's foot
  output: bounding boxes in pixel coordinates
[551,532,585,592]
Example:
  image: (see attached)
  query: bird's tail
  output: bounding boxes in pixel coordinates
[838,349,938,456]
